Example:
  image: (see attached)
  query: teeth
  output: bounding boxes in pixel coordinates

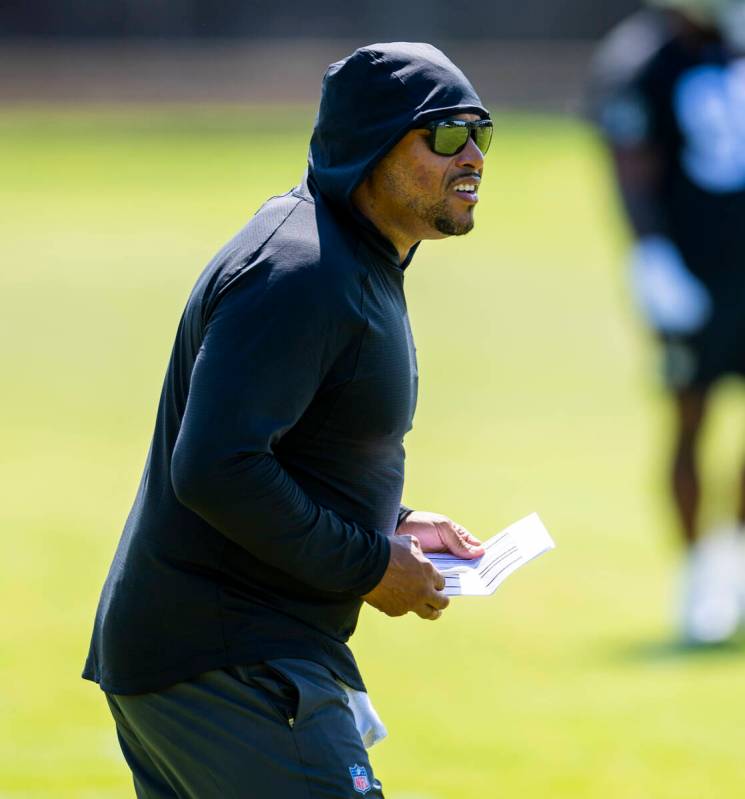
[454,184,476,192]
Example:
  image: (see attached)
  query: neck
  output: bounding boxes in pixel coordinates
[352,184,418,263]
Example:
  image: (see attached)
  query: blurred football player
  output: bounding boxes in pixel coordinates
[590,0,745,643]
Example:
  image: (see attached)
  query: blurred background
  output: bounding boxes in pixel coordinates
[2,0,638,109]
[3,2,745,797]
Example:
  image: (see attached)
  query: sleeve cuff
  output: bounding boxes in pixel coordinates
[397,505,414,529]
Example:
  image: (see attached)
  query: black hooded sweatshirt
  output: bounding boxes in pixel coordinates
[83,42,488,695]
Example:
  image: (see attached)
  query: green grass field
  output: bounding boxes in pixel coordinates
[2,105,745,798]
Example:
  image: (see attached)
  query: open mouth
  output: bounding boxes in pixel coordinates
[452,180,479,204]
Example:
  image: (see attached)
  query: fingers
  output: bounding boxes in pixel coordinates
[459,528,483,547]
[416,600,446,621]
[428,587,449,611]
[415,569,450,620]
[442,521,485,559]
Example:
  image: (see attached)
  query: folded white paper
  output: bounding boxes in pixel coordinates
[426,513,555,597]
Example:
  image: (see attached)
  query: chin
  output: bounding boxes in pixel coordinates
[434,212,474,237]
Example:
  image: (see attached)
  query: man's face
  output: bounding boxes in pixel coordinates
[364,113,486,241]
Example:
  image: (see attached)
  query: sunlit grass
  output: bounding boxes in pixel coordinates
[2,106,744,798]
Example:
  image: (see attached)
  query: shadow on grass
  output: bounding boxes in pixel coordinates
[611,635,745,664]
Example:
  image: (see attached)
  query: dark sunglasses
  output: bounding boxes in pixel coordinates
[423,118,493,156]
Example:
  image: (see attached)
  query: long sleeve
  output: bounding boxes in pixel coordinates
[397,505,414,528]
[170,259,390,596]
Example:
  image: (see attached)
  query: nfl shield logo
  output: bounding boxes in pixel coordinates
[349,763,371,794]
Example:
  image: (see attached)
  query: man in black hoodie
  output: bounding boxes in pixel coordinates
[84,42,491,797]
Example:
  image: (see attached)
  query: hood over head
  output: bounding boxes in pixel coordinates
[308,42,489,214]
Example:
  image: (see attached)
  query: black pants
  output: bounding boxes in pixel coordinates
[106,658,384,798]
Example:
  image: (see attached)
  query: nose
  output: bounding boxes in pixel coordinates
[455,134,484,171]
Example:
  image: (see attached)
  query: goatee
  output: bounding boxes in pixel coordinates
[427,199,474,236]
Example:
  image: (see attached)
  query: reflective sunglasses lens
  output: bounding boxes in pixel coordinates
[433,126,470,155]
[474,124,493,154]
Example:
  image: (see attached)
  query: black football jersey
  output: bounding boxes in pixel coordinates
[590,10,745,288]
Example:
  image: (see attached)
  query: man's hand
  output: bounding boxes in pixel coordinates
[396,511,485,559]
[362,535,449,620]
